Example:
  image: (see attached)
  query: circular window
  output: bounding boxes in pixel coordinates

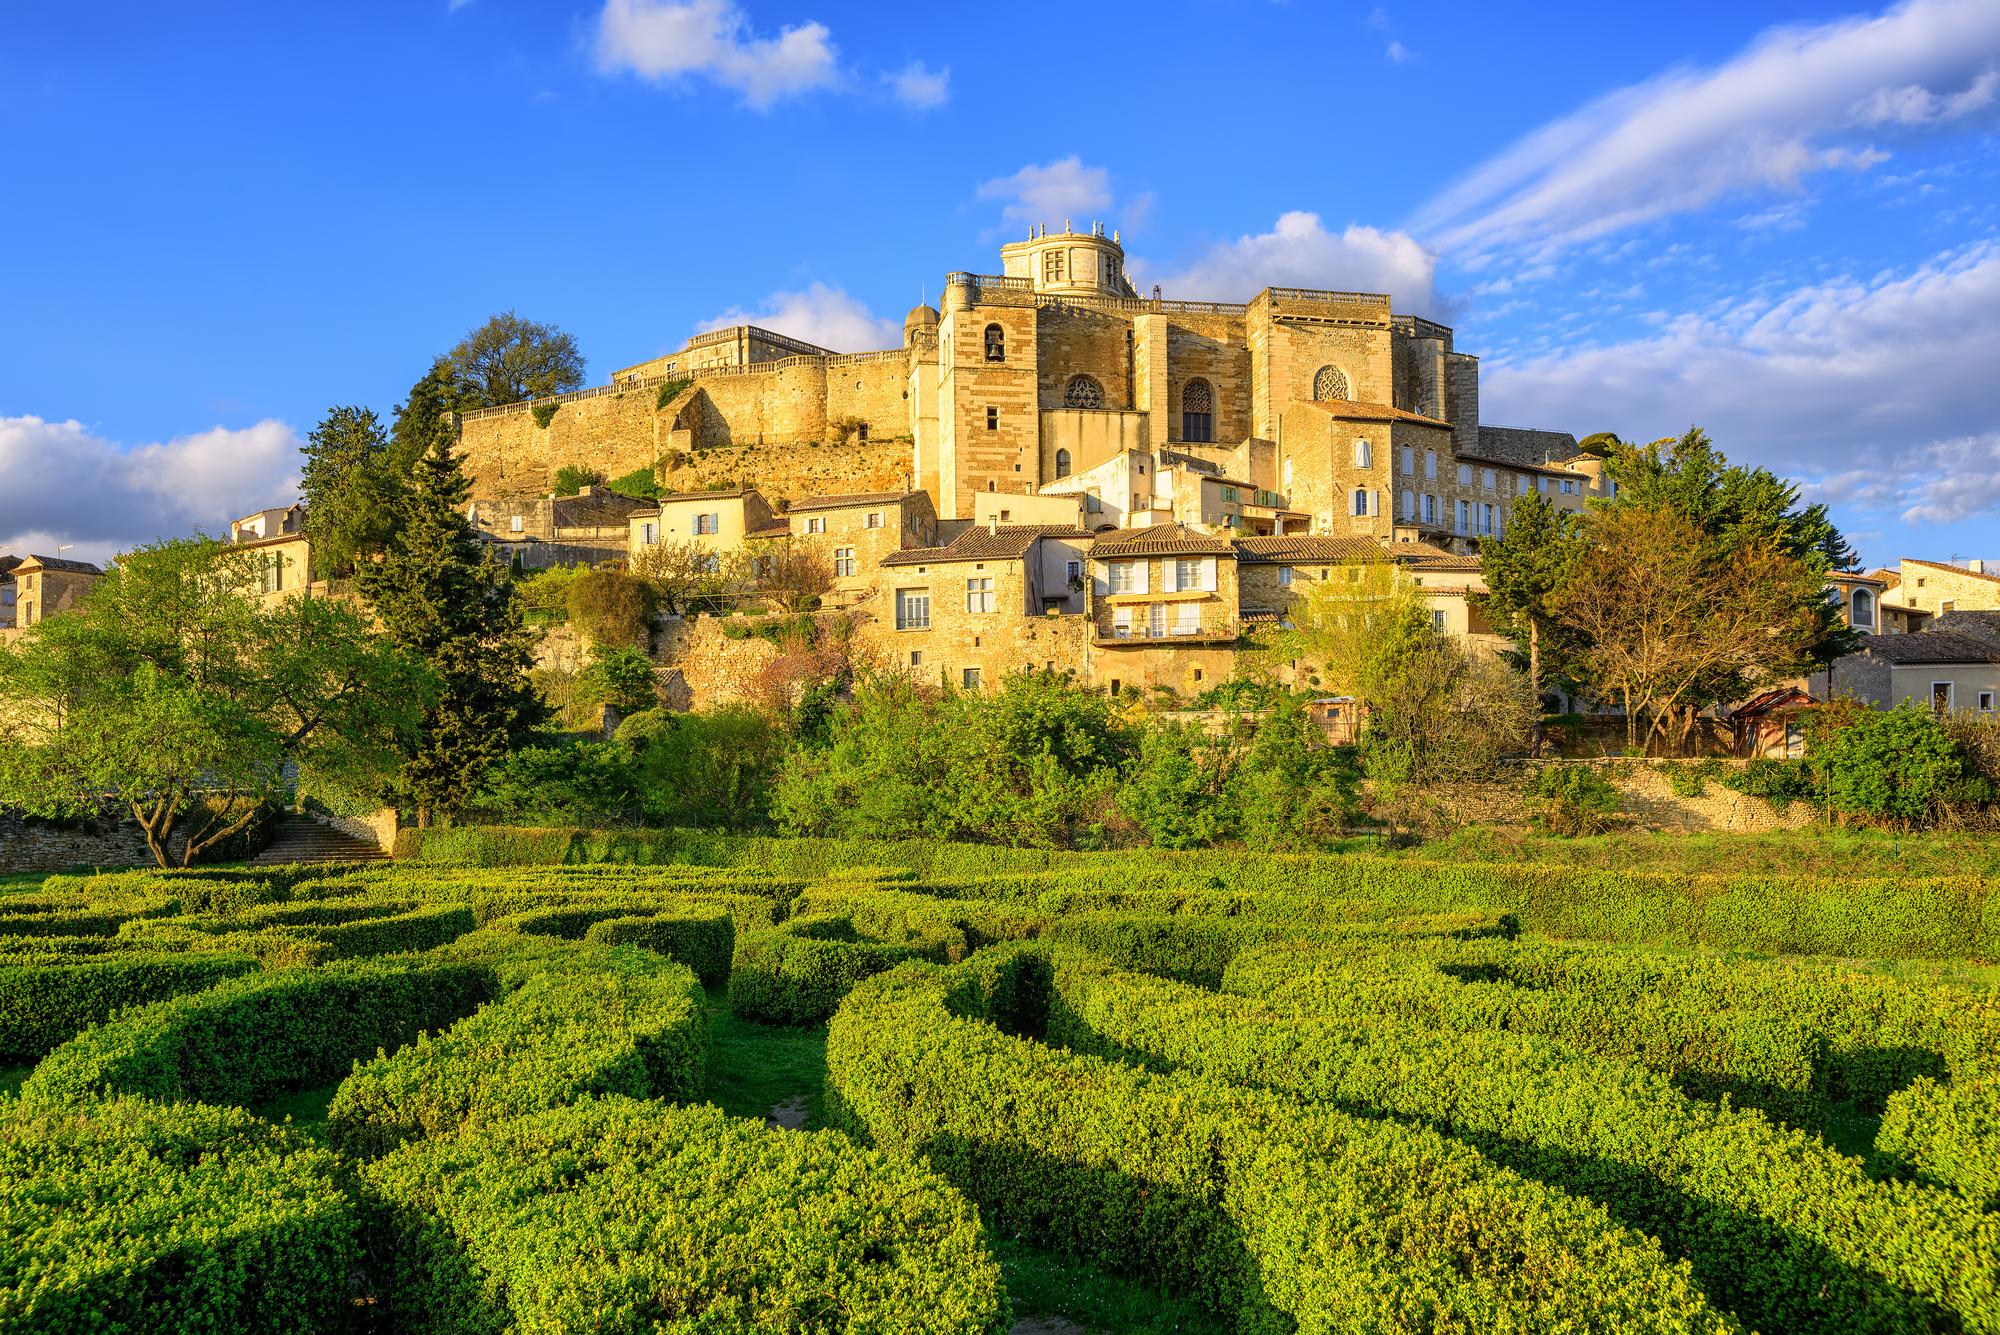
[1064,375,1105,409]
[1312,365,1352,402]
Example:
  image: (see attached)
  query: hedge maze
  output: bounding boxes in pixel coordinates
[2,850,1998,1332]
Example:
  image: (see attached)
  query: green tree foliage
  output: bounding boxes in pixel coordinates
[1231,696,1363,849]
[475,740,640,825]
[578,646,660,717]
[1808,703,1993,829]
[1117,724,1235,849]
[615,707,783,831]
[299,406,395,577]
[565,569,655,648]
[444,310,585,408]
[388,361,463,476]
[552,463,604,494]
[607,465,664,500]
[1524,766,1625,836]
[0,538,424,866]
[360,437,543,826]
[775,672,1135,848]
[1476,490,1586,749]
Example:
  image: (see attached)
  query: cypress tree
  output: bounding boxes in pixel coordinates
[360,433,542,826]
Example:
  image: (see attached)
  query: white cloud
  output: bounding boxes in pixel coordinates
[976,156,1114,234]
[886,61,949,109]
[594,0,839,109]
[0,416,301,565]
[1386,41,1410,64]
[1144,211,1439,312]
[1413,0,2000,264]
[698,283,900,352]
[1480,240,2000,538]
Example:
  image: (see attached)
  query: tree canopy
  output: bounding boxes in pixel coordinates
[0,539,425,866]
[443,311,585,408]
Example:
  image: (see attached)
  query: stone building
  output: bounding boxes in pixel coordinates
[453,221,1597,549]
[468,485,652,568]
[1820,627,2000,713]
[230,505,314,606]
[1893,558,2000,619]
[4,555,103,630]
[627,488,777,561]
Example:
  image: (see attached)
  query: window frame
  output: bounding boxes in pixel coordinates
[895,587,931,631]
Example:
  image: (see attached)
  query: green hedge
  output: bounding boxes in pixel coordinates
[1223,940,1828,1123]
[1878,1074,2000,1211]
[1050,947,2000,1335]
[326,948,705,1158]
[20,959,491,1108]
[0,952,258,1063]
[0,1096,360,1332]
[728,917,938,1024]
[583,911,735,987]
[394,827,2000,958]
[1366,934,2000,1111]
[365,1095,1008,1333]
[826,952,1738,1333]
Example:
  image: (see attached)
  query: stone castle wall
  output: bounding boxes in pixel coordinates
[460,356,910,500]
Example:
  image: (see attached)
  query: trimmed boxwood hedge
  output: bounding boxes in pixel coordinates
[0,1095,361,1332]
[20,958,491,1108]
[364,1095,1009,1333]
[583,911,735,986]
[826,951,1739,1334]
[1051,947,2000,1335]
[728,916,941,1024]
[1223,939,1829,1122]
[0,952,258,1063]
[326,949,707,1158]
[1878,1073,2000,1211]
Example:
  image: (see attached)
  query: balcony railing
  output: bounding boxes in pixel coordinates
[1094,615,1241,645]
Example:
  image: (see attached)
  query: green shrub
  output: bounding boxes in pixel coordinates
[0,1097,361,1332]
[565,569,655,648]
[21,959,490,1107]
[728,917,937,1024]
[326,950,705,1157]
[1058,948,1995,1334]
[1878,1074,2000,1211]
[0,953,258,1064]
[653,375,692,411]
[826,952,1737,1333]
[1811,703,1994,828]
[605,464,663,500]
[1223,939,1829,1123]
[1722,756,1818,811]
[365,1095,1007,1333]
[1525,764,1625,835]
[583,911,735,986]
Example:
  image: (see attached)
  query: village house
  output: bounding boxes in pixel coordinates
[2,554,104,633]
[230,504,314,606]
[1820,627,2000,714]
[469,485,650,568]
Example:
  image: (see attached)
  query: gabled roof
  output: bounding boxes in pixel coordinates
[786,491,920,514]
[879,524,1088,567]
[14,554,103,575]
[1732,686,1818,718]
[1855,630,2000,665]
[1475,425,1581,468]
[657,487,757,503]
[1233,535,1385,565]
[1404,553,1483,574]
[1089,523,1235,558]
[1934,610,2000,650]
[744,519,791,540]
[552,490,653,529]
[1904,557,2000,587]
[1294,399,1450,428]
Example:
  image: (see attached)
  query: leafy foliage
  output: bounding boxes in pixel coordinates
[1525,765,1624,836]
[442,310,584,408]
[564,568,655,647]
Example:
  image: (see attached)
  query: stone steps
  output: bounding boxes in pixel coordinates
[250,815,389,866]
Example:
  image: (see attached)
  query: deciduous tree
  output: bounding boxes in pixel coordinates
[299,405,394,576]
[445,311,585,407]
[1476,491,1585,753]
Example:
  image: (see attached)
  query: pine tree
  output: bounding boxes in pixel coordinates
[300,406,392,577]
[1476,491,1585,755]
[360,435,543,825]
[388,359,463,476]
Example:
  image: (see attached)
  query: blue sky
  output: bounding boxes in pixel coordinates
[3,0,1996,568]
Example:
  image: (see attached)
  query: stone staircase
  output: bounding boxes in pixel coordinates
[250,814,388,866]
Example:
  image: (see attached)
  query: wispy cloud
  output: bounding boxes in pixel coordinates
[698,283,900,352]
[1481,239,2000,546]
[0,416,302,565]
[885,61,949,109]
[976,156,1115,235]
[594,0,839,109]
[1412,0,2000,265]
[1142,211,1439,312]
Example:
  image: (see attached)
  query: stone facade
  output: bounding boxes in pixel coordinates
[453,222,1604,549]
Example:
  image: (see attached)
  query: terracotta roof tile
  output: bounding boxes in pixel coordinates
[880,524,1088,567]
[1855,630,1999,665]
[786,491,919,514]
[1089,523,1236,558]
[1233,535,1385,564]
[15,554,103,575]
[1294,399,1451,428]
[1905,557,2000,587]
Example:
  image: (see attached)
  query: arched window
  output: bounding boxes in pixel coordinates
[1181,379,1214,442]
[1352,488,1369,516]
[984,323,1005,362]
[1312,365,1352,402]
[1054,448,1072,479]
[1353,438,1372,468]
[1064,375,1104,409]
[1852,587,1875,631]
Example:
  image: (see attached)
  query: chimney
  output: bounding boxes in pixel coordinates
[1970,559,1987,574]
[987,515,999,535]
